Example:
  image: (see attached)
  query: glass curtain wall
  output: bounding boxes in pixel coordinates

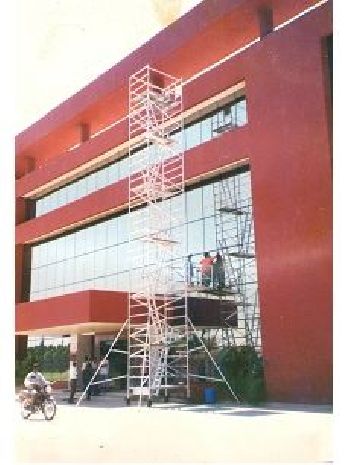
[29,167,252,302]
[35,97,247,218]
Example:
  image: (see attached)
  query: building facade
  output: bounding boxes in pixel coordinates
[15,0,332,403]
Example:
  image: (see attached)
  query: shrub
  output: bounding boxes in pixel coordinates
[215,345,266,404]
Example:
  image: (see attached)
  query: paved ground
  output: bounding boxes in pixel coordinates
[15,391,332,463]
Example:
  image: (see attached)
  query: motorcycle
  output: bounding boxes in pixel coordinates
[19,383,56,420]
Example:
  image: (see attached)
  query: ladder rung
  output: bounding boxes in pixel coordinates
[218,207,245,215]
[229,252,255,259]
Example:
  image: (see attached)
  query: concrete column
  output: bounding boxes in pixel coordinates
[70,334,93,389]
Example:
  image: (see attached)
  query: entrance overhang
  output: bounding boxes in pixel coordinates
[15,290,127,335]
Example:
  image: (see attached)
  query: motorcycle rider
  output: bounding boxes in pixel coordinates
[24,363,48,407]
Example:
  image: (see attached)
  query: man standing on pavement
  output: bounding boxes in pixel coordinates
[68,359,77,404]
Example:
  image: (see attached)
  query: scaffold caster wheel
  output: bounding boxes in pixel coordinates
[126,398,130,406]
[147,399,152,408]
[164,395,169,403]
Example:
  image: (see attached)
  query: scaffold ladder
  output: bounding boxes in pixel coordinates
[213,174,261,350]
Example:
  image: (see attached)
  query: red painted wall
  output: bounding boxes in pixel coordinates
[15,1,332,403]
[245,6,332,403]
[16,290,128,332]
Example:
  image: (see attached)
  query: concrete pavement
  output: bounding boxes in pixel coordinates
[15,391,332,463]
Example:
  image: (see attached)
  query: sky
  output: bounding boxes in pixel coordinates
[16,0,202,133]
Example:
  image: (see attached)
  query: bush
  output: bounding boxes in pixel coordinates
[215,345,266,404]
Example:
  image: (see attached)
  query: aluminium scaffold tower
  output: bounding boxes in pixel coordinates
[127,65,188,406]
[213,173,261,350]
[77,65,239,407]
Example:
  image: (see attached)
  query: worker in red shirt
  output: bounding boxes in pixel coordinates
[200,252,214,287]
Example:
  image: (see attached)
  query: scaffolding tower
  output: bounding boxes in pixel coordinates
[213,173,261,350]
[127,66,188,406]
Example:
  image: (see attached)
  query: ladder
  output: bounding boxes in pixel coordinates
[213,173,261,350]
[128,66,188,406]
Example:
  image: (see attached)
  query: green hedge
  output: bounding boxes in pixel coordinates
[215,346,266,404]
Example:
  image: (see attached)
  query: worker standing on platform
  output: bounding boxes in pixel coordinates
[200,252,214,287]
[214,252,225,290]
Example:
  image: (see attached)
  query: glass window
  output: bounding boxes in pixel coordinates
[84,253,95,281]
[36,199,44,217]
[84,227,95,254]
[212,109,222,135]
[30,269,39,293]
[38,242,48,267]
[46,240,57,264]
[236,99,247,126]
[38,266,47,292]
[231,102,237,126]
[31,247,39,268]
[106,246,118,275]
[94,248,106,278]
[187,220,204,255]
[171,226,185,252]
[64,258,74,285]
[117,271,128,291]
[171,129,183,153]
[86,172,96,195]
[95,169,107,190]
[106,218,118,247]
[55,237,65,262]
[223,105,232,127]
[75,178,87,199]
[202,184,215,217]
[105,274,118,291]
[170,195,184,228]
[65,184,76,203]
[74,255,86,283]
[201,116,212,143]
[94,222,107,250]
[204,216,216,252]
[119,158,129,180]
[117,243,129,272]
[94,276,107,290]
[55,261,64,287]
[48,193,57,212]
[186,188,203,222]
[64,284,75,295]
[107,163,119,184]
[47,263,56,289]
[57,188,67,208]
[185,121,201,150]
[75,229,85,256]
[118,214,128,244]
[65,234,75,259]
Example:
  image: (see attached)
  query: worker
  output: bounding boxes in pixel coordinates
[213,252,225,289]
[200,252,214,287]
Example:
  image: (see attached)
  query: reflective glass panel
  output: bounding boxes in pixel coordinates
[186,188,203,222]
[236,99,247,126]
[187,220,204,255]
